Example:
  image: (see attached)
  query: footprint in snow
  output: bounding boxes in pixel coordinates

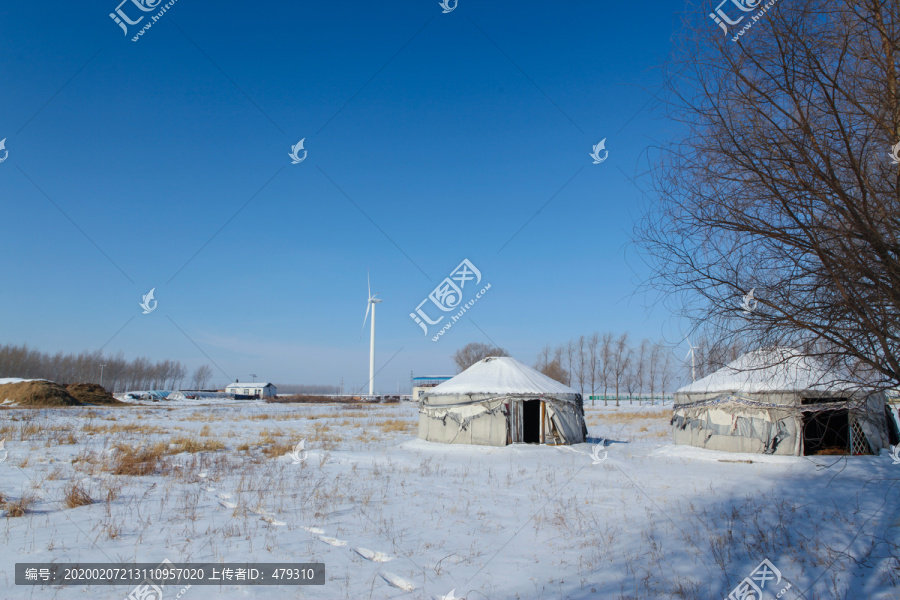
[380,572,415,592]
[218,499,237,509]
[302,526,325,534]
[317,536,347,547]
[353,547,394,562]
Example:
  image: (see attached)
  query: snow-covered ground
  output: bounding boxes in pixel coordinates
[0,400,897,599]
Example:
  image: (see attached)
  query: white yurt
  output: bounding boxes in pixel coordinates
[418,356,587,446]
[672,349,890,456]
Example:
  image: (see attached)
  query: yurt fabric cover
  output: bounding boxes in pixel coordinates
[418,356,586,446]
[672,349,889,455]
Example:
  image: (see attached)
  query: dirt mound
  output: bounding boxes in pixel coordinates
[0,380,81,407]
[66,383,124,406]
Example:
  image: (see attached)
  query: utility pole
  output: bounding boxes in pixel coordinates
[250,373,257,383]
[100,364,107,388]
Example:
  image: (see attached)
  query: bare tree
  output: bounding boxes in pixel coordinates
[574,336,588,398]
[637,0,900,390]
[599,333,614,398]
[648,341,662,399]
[452,342,509,373]
[534,348,568,384]
[611,333,631,406]
[587,333,600,404]
[634,338,650,398]
[191,364,213,390]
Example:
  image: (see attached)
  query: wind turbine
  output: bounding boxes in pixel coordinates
[362,272,382,397]
[685,337,699,382]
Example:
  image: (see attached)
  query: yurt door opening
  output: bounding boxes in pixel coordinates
[801,408,850,455]
[507,399,546,444]
[522,400,541,443]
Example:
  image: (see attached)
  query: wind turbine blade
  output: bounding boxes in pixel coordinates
[359,303,371,340]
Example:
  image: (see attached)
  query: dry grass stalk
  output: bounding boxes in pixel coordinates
[64,482,94,508]
[4,493,36,517]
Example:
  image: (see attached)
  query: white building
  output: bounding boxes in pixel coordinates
[412,376,452,402]
[225,382,277,399]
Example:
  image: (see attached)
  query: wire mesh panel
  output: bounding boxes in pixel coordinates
[849,417,872,455]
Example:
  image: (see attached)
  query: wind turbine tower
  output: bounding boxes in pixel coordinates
[685,338,699,382]
[362,273,382,397]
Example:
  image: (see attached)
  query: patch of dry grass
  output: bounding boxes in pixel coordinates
[261,440,296,459]
[588,410,671,424]
[64,482,94,508]
[82,423,165,435]
[169,436,225,453]
[107,444,166,476]
[376,419,415,433]
[4,493,36,517]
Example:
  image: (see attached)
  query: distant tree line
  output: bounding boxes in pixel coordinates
[273,384,340,395]
[532,334,677,403]
[0,343,216,392]
[454,335,749,404]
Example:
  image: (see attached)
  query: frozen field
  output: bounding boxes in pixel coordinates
[0,400,898,599]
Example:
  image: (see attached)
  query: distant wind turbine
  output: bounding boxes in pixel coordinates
[362,272,383,397]
[685,337,699,382]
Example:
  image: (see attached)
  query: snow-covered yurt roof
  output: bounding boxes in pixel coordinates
[676,348,862,399]
[424,356,579,401]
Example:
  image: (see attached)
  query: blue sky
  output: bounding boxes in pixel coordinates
[0,1,694,392]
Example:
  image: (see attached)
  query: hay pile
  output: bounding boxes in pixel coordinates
[0,380,81,407]
[0,381,124,407]
[65,383,123,406]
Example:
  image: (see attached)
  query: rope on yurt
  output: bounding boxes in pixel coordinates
[674,394,869,414]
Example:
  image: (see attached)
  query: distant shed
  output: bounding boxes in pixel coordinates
[225,382,277,399]
[412,376,452,402]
